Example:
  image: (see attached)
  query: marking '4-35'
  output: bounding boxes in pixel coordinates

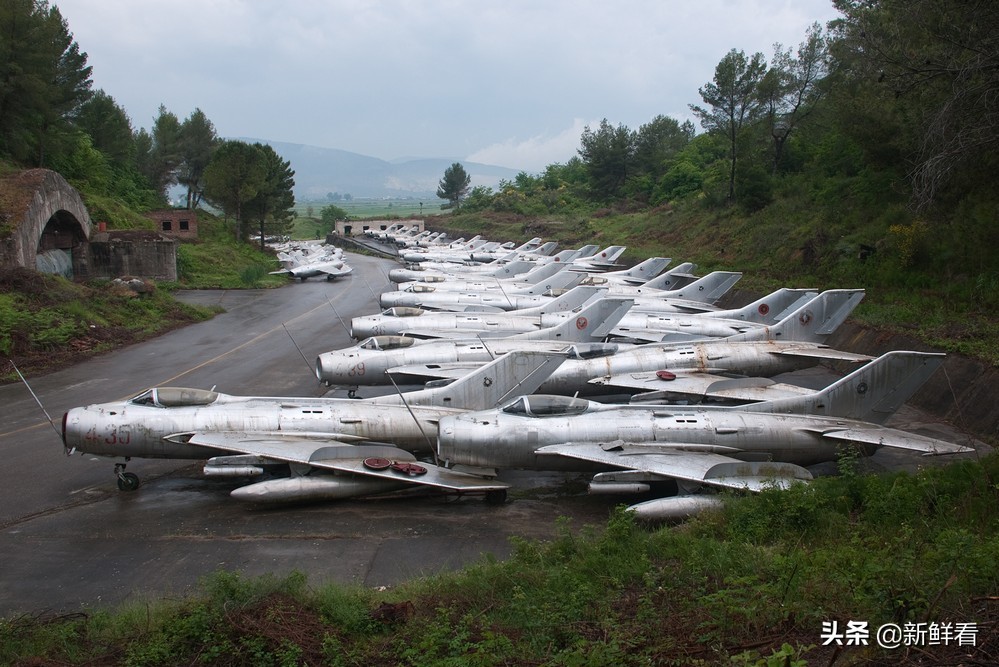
[85,426,130,445]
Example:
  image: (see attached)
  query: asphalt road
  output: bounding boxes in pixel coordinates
[0,248,985,616]
[0,250,612,617]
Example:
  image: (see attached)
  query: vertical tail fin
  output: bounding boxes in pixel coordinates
[531,241,559,257]
[514,237,544,252]
[514,270,584,295]
[516,297,634,342]
[510,261,568,285]
[748,351,945,423]
[378,351,566,410]
[482,260,535,279]
[705,288,817,323]
[728,289,865,343]
[609,257,672,284]
[639,262,697,290]
[524,286,606,315]
[549,249,583,264]
[657,271,742,303]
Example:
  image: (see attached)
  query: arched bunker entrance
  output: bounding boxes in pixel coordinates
[0,169,92,279]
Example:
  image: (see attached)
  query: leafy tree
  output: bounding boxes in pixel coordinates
[460,185,495,212]
[73,89,133,164]
[436,162,471,209]
[202,140,267,242]
[320,203,348,229]
[541,157,587,192]
[759,24,829,174]
[690,48,768,203]
[633,115,694,180]
[832,0,999,209]
[0,0,92,166]
[243,143,295,249]
[577,119,634,201]
[138,105,182,200]
[651,132,726,204]
[177,108,218,209]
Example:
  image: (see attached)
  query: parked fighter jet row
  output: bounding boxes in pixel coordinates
[268,240,353,281]
[61,228,973,520]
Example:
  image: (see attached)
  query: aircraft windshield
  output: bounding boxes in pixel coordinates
[502,395,591,417]
[360,336,416,351]
[129,387,220,407]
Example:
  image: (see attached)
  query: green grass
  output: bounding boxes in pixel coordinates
[172,241,288,289]
[0,269,218,381]
[4,454,997,665]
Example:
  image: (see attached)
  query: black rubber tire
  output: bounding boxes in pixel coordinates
[117,472,140,491]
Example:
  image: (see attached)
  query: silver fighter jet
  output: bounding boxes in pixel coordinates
[435,351,973,520]
[60,351,565,505]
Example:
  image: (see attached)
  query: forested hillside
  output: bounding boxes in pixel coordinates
[427,1,999,364]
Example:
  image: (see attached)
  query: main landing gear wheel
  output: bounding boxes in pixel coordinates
[114,463,140,491]
[484,489,507,505]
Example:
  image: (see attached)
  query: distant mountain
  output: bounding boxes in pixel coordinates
[238,139,522,200]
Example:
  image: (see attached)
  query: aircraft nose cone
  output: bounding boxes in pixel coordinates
[315,355,329,382]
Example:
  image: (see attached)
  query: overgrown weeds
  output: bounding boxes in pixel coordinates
[0,268,216,381]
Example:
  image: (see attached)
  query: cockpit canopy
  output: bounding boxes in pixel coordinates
[129,387,219,408]
[404,283,436,293]
[501,394,591,417]
[381,307,426,317]
[358,335,417,351]
[564,343,619,360]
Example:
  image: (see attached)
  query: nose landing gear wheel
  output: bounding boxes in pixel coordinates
[114,463,140,491]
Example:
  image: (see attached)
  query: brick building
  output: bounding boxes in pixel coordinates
[148,209,198,239]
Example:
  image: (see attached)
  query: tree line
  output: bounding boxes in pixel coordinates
[0,0,296,243]
[450,0,999,249]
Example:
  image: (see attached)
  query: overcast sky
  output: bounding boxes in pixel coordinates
[53,0,841,172]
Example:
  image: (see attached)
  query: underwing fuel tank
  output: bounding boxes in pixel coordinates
[588,482,651,495]
[229,475,410,503]
[625,495,725,522]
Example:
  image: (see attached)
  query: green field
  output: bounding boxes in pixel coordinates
[295,198,448,219]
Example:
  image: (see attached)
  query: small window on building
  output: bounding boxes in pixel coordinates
[179,219,189,231]
[162,220,172,231]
